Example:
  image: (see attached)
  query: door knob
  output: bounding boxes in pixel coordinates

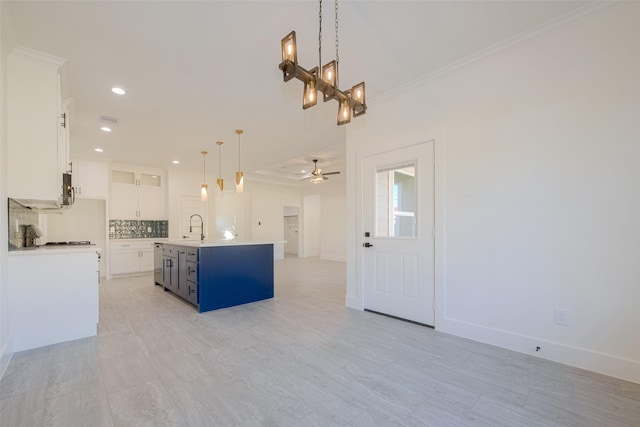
[363,242,373,248]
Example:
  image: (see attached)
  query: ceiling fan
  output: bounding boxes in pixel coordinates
[309,159,340,183]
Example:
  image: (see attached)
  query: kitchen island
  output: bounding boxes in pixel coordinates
[155,241,274,313]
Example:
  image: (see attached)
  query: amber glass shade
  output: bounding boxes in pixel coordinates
[337,98,351,126]
[235,171,244,193]
[281,31,297,64]
[303,69,318,109]
[201,184,208,201]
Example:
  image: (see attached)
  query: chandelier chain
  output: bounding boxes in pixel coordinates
[335,0,339,64]
[318,0,322,71]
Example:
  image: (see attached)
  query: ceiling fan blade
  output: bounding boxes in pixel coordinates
[322,171,340,176]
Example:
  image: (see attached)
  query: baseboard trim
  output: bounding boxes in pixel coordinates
[345,295,362,310]
[365,309,434,329]
[438,317,640,384]
[320,255,346,262]
[0,337,14,380]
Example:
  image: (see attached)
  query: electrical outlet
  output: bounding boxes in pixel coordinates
[555,308,570,326]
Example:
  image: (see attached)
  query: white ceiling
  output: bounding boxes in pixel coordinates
[4,0,590,184]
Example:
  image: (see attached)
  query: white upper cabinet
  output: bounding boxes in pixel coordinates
[110,165,166,219]
[7,47,68,204]
[72,158,109,199]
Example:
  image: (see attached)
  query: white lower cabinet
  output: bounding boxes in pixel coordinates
[8,249,99,352]
[110,241,154,276]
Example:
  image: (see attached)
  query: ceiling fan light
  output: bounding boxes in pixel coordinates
[310,175,324,184]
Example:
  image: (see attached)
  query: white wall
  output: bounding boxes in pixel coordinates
[167,168,214,241]
[0,1,11,378]
[302,176,347,261]
[44,199,107,277]
[245,179,301,259]
[347,3,640,383]
[302,194,321,257]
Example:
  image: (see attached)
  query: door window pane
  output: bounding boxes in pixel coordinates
[140,173,161,187]
[112,170,135,185]
[376,162,416,238]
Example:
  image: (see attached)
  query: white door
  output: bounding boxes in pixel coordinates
[362,141,435,325]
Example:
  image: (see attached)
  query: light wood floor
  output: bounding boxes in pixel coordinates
[1,256,639,426]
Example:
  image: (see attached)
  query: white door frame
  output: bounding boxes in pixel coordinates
[350,138,443,328]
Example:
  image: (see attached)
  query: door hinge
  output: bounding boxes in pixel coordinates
[60,112,66,128]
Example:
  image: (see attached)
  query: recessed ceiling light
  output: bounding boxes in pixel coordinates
[300,170,306,173]
[172,160,180,164]
[100,126,112,132]
[111,87,126,95]
[95,148,104,153]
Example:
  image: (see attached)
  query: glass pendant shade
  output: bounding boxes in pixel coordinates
[236,171,244,193]
[200,150,208,201]
[303,69,318,109]
[235,129,244,193]
[281,31,297,64]
[322,60,338,102]
[337,97,351,125]
[351,82,366,117]
[216,141,224,197]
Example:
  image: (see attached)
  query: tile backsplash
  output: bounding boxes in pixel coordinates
[8,199,40,249]
[109,220,168,239]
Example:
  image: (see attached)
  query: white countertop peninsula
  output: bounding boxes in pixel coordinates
[7,246,100,352]
[9,245,101,256]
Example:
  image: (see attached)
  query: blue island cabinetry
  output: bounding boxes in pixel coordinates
[155,242,274,313]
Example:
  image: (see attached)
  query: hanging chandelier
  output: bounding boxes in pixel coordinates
[278,0,366,125]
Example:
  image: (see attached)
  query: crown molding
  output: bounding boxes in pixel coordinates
[371,1,616,105]
[11,46,66,66]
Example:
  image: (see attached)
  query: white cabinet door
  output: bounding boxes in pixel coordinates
[140,246,154,272]
[74,158,108,199]
[138,187,165,219]
[110,184,139,219]
[7,48,65,202]
[110,248,141,275]
[110,167,166,220]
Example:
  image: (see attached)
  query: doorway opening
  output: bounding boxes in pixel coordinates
[283,206,300,257]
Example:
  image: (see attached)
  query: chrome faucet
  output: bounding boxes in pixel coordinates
[189,214,205,241]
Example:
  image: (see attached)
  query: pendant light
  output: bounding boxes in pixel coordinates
[200,151,208,201]
[235,129,244,193]
[216,141,224,197]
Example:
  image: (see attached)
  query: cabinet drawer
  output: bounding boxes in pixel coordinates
[186,248,199,262]
[163,245,176,256]
[186,280,198,306]
[186,261,198,282]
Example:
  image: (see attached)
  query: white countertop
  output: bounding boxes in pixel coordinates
[9,246,102,256]
[159,240,285,248]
